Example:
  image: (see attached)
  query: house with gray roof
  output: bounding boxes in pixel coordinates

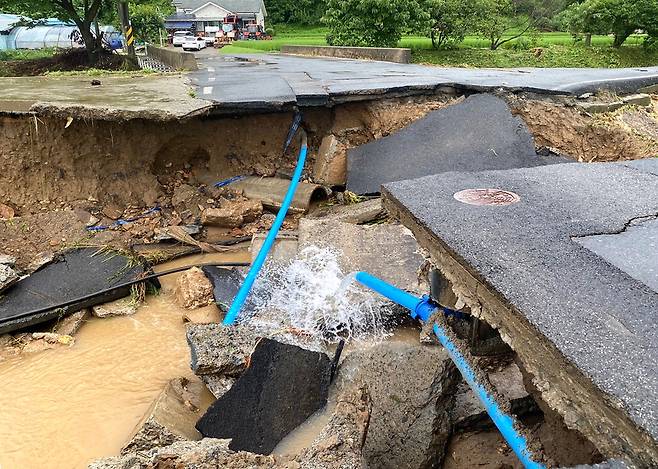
[165,0,267,32]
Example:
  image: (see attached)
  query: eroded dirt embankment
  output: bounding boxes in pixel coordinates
[1,91,656,215]
[0,96,453,212]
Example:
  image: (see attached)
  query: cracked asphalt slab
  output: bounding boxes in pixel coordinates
[191,54,658,109]
[346,93,569,194]
[382,160,658,454]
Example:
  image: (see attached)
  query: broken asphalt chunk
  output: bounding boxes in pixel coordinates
[0,248,147,334]
[195,338,332,454]
[347,93,567,194]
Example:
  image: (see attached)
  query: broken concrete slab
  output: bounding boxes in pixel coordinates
[313,135,347,186]
[201,199,263,228]
[186,323,259,377]
[200,375,236,400]
[92,298,138,318]
[0,264,19,293]
[52,309,90,336]
[347,94,566,194]
[250,231,298,265]
[0,254,16,266]
[0,248,146,334]
[382,160,658,466]
[308,198,384,224]
[294,385,372,468]
[298,219,425,293]
[175,267,214,309]
[452,362,536,431]
[122,377,204,454]
[91,438,278,469]
[333,341,458,469]
[196,338,332,455]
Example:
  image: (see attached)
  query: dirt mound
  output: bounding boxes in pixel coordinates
[2,49,134,77]
[511,97,658,162]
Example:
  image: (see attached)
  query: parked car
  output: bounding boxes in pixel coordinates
[202,35,215,46]
[172,30,192,47]
[182,36,206,51]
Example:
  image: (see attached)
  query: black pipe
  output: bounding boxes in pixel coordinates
[0,262,250,325]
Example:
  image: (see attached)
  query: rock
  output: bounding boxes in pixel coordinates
[451,362,536,431]
[298,219,425,293]
[334,341,459,469]
[0,203,15,220]
[74,208,99,227]
[121,377,205,454]
[186,323,260,377]
[577,101,624,114]
[91,438,279,469]
[172,184,205,222]
[622,93,652,107]
[0,254,16,266]
[53,309,90,336]
[313,135,347,186]
[309,198,384,224]
[196,338,333,455]
[102,204,124,220]
[19,332,74,353]
[295,384,372,468]
[175,267,214,309]
[0,264,19,293]
[201,375,237,399]
[92,298,138,318]
[250,231,298,265]
[27,251,55,273]
[201,199,263,228]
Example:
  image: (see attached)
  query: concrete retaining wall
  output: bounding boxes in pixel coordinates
[280,45,411,64]
[145,44,198,71]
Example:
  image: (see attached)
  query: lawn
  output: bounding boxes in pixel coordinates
[219,25,658,68]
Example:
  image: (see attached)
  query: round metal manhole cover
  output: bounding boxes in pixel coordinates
[453,189,520,206]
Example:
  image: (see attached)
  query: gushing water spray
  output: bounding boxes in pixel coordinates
[245,246,394,343]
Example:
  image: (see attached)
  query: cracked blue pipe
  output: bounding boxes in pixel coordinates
[353,271,545,469]
[223,127,308,326]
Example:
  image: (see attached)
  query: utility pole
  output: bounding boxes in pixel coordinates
[118,1,135,56]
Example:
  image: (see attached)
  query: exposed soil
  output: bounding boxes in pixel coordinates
[0,95,455,214]
[1,49,135,77]
[510,95,658,162]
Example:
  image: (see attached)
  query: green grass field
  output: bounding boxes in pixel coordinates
[219,25,658,68]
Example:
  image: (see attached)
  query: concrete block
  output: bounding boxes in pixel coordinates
[281,45,412,64]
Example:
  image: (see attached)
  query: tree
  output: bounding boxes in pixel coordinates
[129,1,173,43]
[426,0,487,49]
[323,0,430,48]
[562,0,658,48]
[266,0,326,25]
[0,0,115,60]
[474,0,535,50]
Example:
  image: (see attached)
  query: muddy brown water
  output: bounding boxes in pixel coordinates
[0,251,249,469]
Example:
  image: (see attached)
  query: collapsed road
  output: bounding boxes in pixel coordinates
[383,160,658,466]
[0,52,657,469]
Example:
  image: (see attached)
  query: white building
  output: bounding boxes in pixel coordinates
[165,0,267,33]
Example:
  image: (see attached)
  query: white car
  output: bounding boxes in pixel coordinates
[182,36,206,51]
[172,30,192,47]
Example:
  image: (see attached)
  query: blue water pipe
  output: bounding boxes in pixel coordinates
[353,271,545,469]
[223,128,308,326]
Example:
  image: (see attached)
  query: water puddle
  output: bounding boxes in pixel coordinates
[0,250,249,469]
